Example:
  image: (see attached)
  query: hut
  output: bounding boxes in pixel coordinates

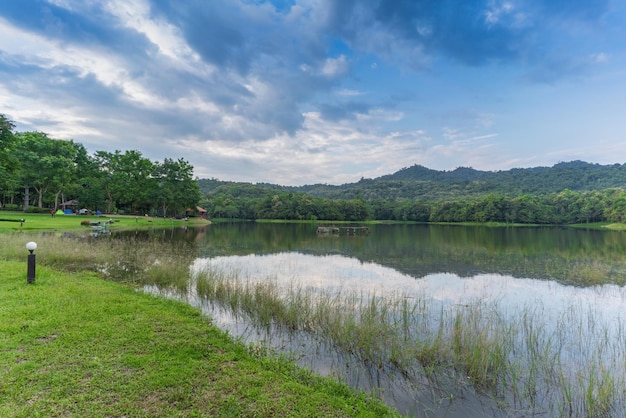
[186,206,208,219]
[60,199,79,214]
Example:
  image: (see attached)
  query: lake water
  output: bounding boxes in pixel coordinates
[125,223,626,417]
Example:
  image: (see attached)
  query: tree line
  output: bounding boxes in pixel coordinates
[201,183,368,221]
[0,115,201,216]
[200,182,626,224]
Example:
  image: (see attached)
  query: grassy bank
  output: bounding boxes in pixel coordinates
[0,221,397,416]
[0,260,397,417]
[0,211,209,232]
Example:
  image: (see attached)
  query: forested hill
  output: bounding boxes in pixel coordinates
[199,160,626,202]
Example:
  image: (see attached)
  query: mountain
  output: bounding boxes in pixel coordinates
[199,161,626,202]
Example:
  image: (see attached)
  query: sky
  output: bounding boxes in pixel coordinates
[1,0,625,186]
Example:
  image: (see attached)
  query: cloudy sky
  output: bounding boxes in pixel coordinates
[1,1,625,185]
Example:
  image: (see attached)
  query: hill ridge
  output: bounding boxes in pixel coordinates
[198,160,626,202]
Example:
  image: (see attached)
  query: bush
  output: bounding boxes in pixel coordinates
[26,207,52,214]
[0,204,20,211]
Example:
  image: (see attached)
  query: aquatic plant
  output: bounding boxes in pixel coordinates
[192,263,626,416]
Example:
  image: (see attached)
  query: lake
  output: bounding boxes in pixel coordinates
[122,223,626,417]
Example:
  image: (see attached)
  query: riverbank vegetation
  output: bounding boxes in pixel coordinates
[192,264,626,417]
[0,236,397,417]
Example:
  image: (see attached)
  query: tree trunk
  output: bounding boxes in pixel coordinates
[104,187,113,213]
[23,186,29,212]
[34,186,45,208]
[54,190,61,211]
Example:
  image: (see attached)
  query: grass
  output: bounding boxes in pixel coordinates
[0,211,208,232]
[0,259,398,417]
[193,264,626,416]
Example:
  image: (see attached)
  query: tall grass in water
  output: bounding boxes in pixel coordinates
[194,264,626,417]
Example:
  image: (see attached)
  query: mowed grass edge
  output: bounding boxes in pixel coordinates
[0,261,399,417]
[0,211,209,232]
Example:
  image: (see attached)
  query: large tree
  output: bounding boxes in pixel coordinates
[64,143,107,212]
[0,115,19,205]
[95,150,155,214]
[151,158,201,217]
[14,132,78,210]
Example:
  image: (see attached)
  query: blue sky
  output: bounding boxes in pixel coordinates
[1,0,625,185]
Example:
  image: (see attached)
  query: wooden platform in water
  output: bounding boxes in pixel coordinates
[316,226,369,235]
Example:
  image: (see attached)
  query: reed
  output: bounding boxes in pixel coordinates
[193,263,626,416]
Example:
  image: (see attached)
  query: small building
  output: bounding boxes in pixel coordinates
[186,206,208,219]
[60,199,79,210]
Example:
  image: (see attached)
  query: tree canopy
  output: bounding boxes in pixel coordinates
[197,162,626,224]
[0,116,200,216]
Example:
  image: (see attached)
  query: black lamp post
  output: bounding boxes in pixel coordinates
[26,241,37,284]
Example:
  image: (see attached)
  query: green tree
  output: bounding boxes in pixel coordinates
[95,150,155,214]
[14,132,77,211]
[0,115,19,205]
[70,146,109,212]
[152,158,201,217]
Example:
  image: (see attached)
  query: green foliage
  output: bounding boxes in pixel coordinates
[0,115,18,198]
[199,162,626,224]
[201,187,370,221]
[151,157,201,217]
[0,116,201,216]
[0,259,395,417]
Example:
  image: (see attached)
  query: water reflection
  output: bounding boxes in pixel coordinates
[192,252,626,352]
[143,250,626,417]
[120,223,626,416]
[128,222,626,286]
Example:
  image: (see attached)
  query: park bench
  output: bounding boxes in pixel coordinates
[0,218,25,227]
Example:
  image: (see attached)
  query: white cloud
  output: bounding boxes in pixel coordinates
[321,55,348,77]
[177,111,435,185]
[337,88,364,96]
[484,1,515,25]
[102,0,215,80]
[0,17,162,107]
[0,85,103,139]
[591,52,608,63]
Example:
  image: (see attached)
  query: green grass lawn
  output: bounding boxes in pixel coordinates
[0,211,209,232]
[0,260,398,417]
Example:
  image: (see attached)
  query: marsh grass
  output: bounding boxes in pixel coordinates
[0,233,195,290]
[193,263,626,416]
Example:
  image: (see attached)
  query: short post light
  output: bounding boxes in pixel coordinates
[26,241,37,284]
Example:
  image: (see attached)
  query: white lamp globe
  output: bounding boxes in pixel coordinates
[26,242,37,252]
